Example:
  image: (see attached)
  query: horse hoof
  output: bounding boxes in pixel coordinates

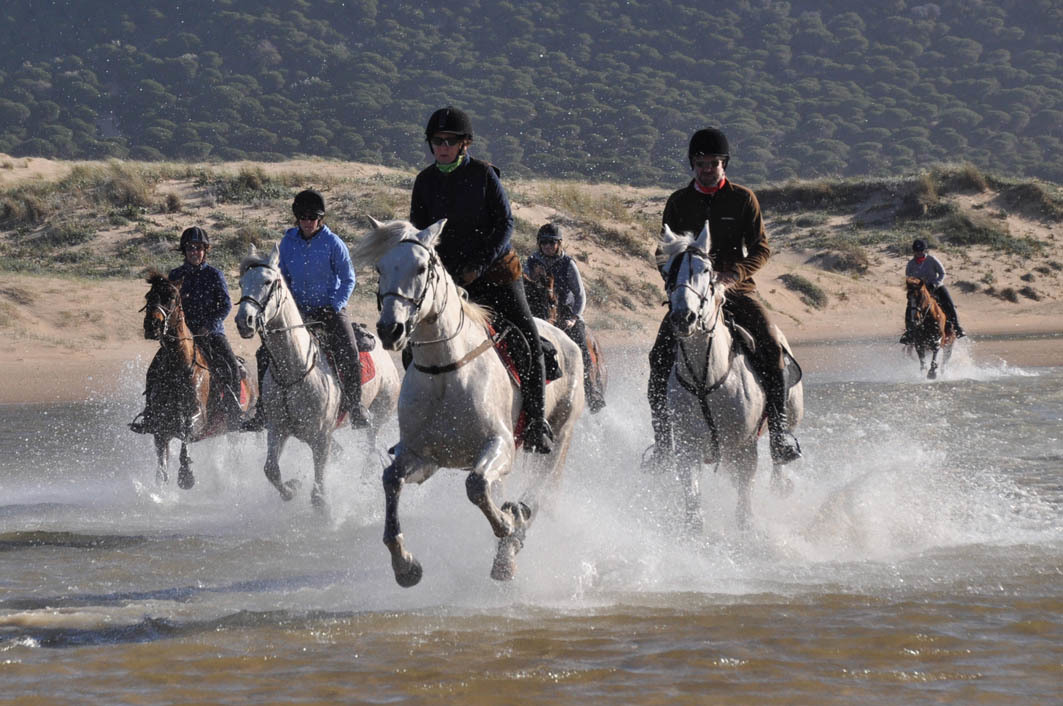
[177,469,194,490]
[311,487,325,509]
[770,469,795,497]
[156,469,168,485]
[278,479,300,502]
[927,370,937,380]
[393,557,423,588]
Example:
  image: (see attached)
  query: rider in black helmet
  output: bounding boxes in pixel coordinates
[646,127,801,469]
[242,189,371,431]
[900,238,965,342]
[410,106,555,453]
[131,226,245,433]
[525,223,605,413]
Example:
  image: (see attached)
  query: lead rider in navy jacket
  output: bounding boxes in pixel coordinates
[410,106,554,454]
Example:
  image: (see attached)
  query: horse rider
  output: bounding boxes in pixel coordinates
[525,223,605,412]
[242,189,370,431]
[901,238,966,343]
[646,127,801,469]
[409,105,554,453]
[131,226,243,433]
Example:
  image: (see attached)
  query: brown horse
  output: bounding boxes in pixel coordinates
[135,271,257,488]
[904,276,956,379]
[523,265,607,412]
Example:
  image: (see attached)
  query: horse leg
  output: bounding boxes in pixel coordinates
[491,500,532,581]
[927,347,939,380]
[732,447,758,531]
[153,434,169,485]
[674,436,703,535]
[264,431,299,501]
[465,436,519,539]
[177,442,194,490]
[310,433,332,509]
[382,450,436,588]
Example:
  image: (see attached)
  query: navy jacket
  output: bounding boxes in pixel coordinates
[410,156,515,283]
[168,262,232,335]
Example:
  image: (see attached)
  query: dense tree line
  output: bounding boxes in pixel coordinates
[0,0,1059,186]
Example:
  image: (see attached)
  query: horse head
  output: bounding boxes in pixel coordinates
[143,271,181,341]
[360,218,449,351]
[236,244,283,339]
[523,262,557,322]
[660,223,722,338]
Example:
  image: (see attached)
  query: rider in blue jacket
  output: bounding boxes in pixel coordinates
[242,190,370,431]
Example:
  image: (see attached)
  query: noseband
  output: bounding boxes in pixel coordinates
[668,248,721,337]
[378,239,465,347]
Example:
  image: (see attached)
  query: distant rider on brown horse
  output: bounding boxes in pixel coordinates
[131,226,244,433]
[646,127,801,469]
[525,223,605,412]
[900,238,965,343]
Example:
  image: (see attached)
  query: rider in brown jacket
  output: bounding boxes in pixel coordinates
[647,128,801,468]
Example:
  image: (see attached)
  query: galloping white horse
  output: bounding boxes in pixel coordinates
[660,224,803,531]
[353,218,584,586]
[234,245,400,507]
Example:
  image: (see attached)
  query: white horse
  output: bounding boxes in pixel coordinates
[234,245,400,507]
[353,218,584,586]
[660,224,803,531]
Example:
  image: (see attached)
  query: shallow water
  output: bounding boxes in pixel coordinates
[1,338,1060,704]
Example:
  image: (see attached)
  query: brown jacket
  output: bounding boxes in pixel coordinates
[658,179,769,295]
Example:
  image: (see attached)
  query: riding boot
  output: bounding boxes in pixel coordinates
[520,350,554,454]
[221,383,243,430]
[129,401,156,434]
[766,373,801,465]
[346,386,371,429]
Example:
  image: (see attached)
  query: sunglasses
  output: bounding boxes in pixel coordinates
[185,243,207,251]
[430,135,464,147]
[296,212,321,221]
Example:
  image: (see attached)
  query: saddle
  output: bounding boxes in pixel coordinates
[492,321,562,385]
[726,318,803,394]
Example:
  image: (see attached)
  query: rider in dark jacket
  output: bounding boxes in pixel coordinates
[131,226,243,433]
[525,223,604,412]
[410,106,554,453]
[647,128,801,468]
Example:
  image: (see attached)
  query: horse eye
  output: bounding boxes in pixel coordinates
[417,265,426,275]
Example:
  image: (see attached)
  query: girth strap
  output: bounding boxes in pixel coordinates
[413,337,494,375]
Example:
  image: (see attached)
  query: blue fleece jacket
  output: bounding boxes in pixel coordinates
[278,224,356,313]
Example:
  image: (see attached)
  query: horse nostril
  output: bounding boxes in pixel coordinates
[377,321,403,344]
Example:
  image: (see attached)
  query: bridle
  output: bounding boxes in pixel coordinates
[666,247,734,467]
[377,239,469,349]
[238,262,318,388]
[377,238,492,374]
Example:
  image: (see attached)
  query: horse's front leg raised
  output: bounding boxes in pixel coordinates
[464,436,530,581]
[382,449,437,588]
[264,431,299,501]
[927,347,940,380]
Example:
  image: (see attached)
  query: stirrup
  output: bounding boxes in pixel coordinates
[349,403,371,429]
[770,431,802,465]
[523,417,554,454]
[129,417,152,435]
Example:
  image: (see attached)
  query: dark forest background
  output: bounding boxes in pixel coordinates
[1,0,1060,187]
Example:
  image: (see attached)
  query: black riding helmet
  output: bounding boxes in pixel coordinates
[292,189,326,218]
[537,223,563,242]
[912,238,927,252]
[688,128,730,168]
[178,226,209,252]
[425,106,473,141]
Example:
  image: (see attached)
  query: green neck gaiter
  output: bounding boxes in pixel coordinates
[435,154,465,174]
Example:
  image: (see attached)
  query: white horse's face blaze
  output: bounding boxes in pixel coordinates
[669,251,717,338]
[375,240,433,350]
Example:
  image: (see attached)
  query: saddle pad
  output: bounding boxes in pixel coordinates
[359,351,375,384]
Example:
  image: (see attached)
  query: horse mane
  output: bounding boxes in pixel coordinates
[658,230,697,264]
[352,219,420,268]
[356,219,495,329]
[145,268,168,285]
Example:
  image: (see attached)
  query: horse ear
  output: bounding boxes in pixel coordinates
[660,224,677,243]
[269,243,281,268]
[694,221,711,253]
[367,215,385,229]
[420,218,447,248]
[247,243,258,258]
